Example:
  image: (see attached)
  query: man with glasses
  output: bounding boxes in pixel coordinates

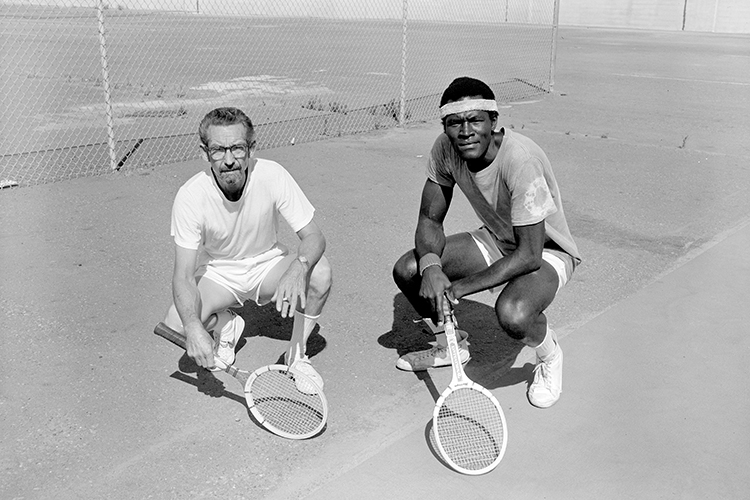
[392,77,581,408]
[160,107,332,388]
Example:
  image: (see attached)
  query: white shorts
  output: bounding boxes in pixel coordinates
[196,244,288,306]
[469,227,575,293]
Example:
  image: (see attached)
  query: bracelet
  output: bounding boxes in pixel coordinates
[418,253,442,276]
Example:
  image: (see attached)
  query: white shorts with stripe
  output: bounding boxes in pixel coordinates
[469,227,575,294]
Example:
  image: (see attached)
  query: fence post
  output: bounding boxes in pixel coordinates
[712,0,719,32]
[96,0,117,171]
[549,0,560,92]
[399,0,408,126]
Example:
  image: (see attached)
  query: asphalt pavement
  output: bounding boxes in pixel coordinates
[1,27,748,499]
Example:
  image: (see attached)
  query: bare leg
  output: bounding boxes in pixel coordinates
[163,276,239,333]
[258,255,332,314]
[392,233,487,322]
[494,260,559,347]
[258,255,333,361]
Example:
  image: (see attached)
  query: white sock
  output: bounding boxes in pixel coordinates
[435,332,447,347]
[535,327,557,361]
[419,318,449,347]
[212,310,239,340]
[290,310,320,360]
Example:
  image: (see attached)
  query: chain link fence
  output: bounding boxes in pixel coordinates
[1,0,559,188]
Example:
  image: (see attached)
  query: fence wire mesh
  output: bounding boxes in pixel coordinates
[1,0,558,188]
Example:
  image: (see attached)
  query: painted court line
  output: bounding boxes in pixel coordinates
[609,72,750,86]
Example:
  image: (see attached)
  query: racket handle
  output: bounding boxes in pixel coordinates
[154,322,187,350]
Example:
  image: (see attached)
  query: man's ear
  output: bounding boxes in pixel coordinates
[199,144,209,162]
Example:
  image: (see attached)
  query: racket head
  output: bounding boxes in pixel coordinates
[432,383,508,475]
[245,364,328,440]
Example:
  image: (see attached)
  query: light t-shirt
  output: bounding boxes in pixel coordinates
[171,158,315,269]
[426,128,581,263]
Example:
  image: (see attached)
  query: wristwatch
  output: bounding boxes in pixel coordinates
[297,255,309,268]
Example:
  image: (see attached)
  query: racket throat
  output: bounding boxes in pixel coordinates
[444,323,468,384]
[286,315,307,364]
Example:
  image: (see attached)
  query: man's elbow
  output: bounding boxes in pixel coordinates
[519,253,543,275]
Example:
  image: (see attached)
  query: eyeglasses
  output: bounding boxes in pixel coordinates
[203,143,251,161]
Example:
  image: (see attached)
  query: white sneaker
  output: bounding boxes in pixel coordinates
[287,355,324,394]
[210,311,245,372]
[395,330,470,371]
[527,342,563,408]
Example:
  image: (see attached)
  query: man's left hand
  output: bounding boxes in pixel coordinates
[273,258,308,318]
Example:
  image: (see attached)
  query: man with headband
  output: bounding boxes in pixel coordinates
[392,77,581,408]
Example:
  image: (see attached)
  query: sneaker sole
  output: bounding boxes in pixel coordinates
[527,394,560,409]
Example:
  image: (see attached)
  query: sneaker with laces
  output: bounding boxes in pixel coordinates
[527,343,563,408]
[395,330,470,372]
[286,355,324,394]
[210,311,245,372]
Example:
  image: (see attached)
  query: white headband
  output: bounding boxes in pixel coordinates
[439,98,498,119]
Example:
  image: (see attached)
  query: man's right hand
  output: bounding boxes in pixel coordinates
[184,322,218,370]
[419,266,453,324]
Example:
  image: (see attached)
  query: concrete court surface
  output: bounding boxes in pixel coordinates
[1,27,749,499]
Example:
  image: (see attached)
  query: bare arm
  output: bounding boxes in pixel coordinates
[273,219,326,317]
[415,179,452,259]
[415,179,455,322]
[449,220,546,301]
[172,245,215,369]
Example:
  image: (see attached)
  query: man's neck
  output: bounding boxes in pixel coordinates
[222,188,243,202]
[212,168,247,202]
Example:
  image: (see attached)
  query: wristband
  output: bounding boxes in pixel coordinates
[418,253,442,276]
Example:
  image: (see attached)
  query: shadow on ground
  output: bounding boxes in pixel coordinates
[378,293,530,393]
[159,301,328,406]
[235,301,327,361]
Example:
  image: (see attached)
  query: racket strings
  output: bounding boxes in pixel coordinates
[249,370,325,437]
[435,387,506,471]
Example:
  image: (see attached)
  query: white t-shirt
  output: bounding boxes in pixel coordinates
[171,158,315,269]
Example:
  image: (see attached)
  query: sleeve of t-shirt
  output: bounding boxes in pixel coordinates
[171,187,203,250]
[275,167,315,232]
[508,157,558,226]
[425,135,456,187]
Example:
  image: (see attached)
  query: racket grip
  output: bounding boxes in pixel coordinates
[154,322,187,350]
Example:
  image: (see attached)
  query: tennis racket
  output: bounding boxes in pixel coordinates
[432,312,508,474]
[154,322,328,440]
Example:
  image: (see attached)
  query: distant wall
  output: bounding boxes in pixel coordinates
[559,0,750,33]
[11,0,553,24]
[11,0,750,33]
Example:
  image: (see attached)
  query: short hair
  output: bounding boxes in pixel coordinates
[439,77,495,106]
[198,107,255,146]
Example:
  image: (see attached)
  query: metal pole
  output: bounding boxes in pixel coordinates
[712,0,719,33]
[399,0,408,126]
[96,0,117,171]
[549,0,560,91]
[527,0,533,23]
[682,0,688,31]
